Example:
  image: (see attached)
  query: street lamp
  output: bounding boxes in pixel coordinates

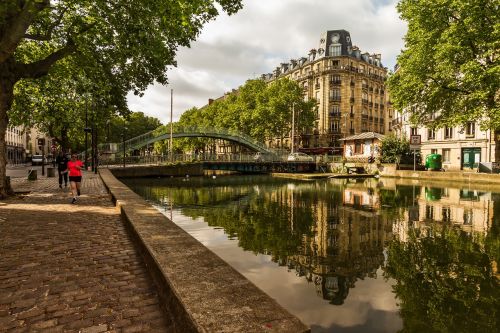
[291,102,295,154]
[84,99,91,169]
[122,126,127,168]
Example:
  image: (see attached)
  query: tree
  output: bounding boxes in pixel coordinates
[380,134,410,163]
[108,112,162,143]
[0,0,243,197]
[174,78,316,153]
[387,0,499,129]
[385,226,499,332]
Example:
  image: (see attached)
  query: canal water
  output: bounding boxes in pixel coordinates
[122,175,499,333]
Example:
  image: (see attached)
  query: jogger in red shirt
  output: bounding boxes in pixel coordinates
[66,153,84,204]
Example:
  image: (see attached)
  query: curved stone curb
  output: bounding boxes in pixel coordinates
[99,168,310,333]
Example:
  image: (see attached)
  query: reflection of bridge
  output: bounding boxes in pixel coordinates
[203,161,315,173]
[113,126,275,155]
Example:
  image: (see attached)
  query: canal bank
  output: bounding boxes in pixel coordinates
[99,168,310,333]
[378,164,500,186]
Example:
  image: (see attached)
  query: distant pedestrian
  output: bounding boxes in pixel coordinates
[56,151,69,188]
[66,153,84,204]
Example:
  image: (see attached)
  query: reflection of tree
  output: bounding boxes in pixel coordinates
[385,225,499,333]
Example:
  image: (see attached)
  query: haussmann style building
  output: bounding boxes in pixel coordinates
[261,29,393,156]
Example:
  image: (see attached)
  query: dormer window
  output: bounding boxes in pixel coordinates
[329,44,341,56]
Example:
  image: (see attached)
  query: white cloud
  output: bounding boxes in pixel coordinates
[127,0,406,124]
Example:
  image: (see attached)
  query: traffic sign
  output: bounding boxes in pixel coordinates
[410,135,421,145]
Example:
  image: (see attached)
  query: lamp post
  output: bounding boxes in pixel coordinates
[291,102,295,154]
[170,89,174,163]
[84,100,90,169]
[122,126,127,168]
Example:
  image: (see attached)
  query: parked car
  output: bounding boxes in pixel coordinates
[253,152,274,162]
[31,155,47,165]
[286,152,314,162]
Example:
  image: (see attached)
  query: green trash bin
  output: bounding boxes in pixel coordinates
[425,154,442,171]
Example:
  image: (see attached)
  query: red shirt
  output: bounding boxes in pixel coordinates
[67,160,83,177]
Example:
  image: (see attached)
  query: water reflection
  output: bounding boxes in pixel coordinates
[124,176,498,333]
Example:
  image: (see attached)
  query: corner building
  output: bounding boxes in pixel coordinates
[262,30,393,154]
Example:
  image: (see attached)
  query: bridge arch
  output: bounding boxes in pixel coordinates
[116,126,276,155]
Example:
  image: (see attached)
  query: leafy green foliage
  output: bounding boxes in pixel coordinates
[173,78,317,152]
[0,0,243,196]
[388,0,499,129]
[380,134,411,163]
[385,225,499,333]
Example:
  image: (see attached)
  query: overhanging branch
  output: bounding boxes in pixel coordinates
[15,42,76,79]
[0,0,50,63]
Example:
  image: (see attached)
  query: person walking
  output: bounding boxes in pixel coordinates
[66,153,84,204]
[56,151,69,188]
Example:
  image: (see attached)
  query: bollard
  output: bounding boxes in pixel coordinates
[47,167,55,177]
[28,169,37,181]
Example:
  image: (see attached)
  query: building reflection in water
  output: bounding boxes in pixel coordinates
[123,176,498,332]
[278,181,393,306]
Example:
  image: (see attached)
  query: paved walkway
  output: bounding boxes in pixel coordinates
[1,167,173,332]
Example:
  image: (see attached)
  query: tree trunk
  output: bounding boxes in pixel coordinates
[0,73,16,198]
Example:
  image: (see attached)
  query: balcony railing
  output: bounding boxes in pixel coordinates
[329,112,341,118]
[330,80,341,86]
[362,99,369,105]
[329,96,341,102]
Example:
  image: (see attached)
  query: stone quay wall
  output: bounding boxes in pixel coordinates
[99,168,310,333]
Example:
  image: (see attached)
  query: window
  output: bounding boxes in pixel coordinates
[428,128,436,140]
[463,209,473,225]
[331,121,340,132]
[425,205,434,220]
[354,142,362,154]
[442,207,451,222]
[431,149,438,154]
[410,127,418,136]
[330,105,340,116]
[442,149,451,162]
[444,127,453,139]
[330,75,341,83]
[329,44,341,56]
[330,89,341,101]
[465,122,475,137]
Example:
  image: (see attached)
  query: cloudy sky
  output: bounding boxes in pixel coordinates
[127,0,407,125]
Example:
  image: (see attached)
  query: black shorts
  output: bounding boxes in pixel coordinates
[69,176,82,183]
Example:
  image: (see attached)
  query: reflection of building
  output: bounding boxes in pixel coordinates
[392,186,494,241]
[262,30,391,153]
[277,183,392,305]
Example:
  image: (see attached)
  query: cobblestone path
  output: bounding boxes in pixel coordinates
[0,171,172,332]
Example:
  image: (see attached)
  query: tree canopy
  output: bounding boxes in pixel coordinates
[165,78,317,153]
[387,0,499,129]
[0,0,243,196]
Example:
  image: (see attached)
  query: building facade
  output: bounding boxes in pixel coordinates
[392,111,499,170]
[5,126,26,164]
[262,30,392,154]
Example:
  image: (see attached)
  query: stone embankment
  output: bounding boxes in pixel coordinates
[100,168,309,333]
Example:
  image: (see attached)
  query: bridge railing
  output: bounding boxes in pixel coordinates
[98,153,342,167]
[113,125,272,155]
